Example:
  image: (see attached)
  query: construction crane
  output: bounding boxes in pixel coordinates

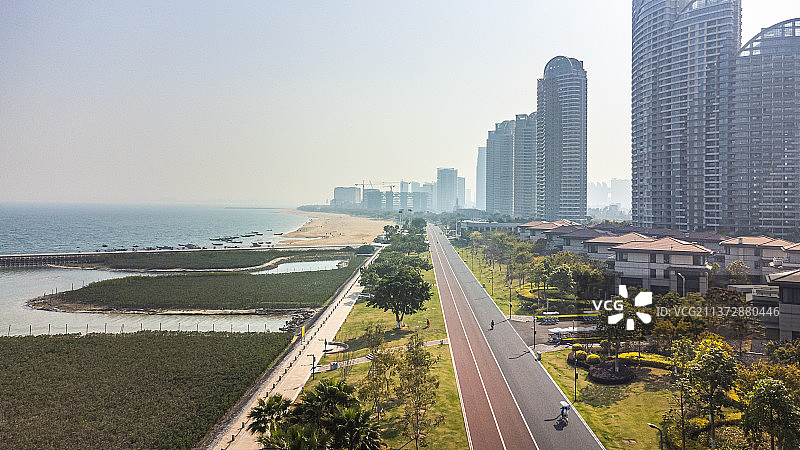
[354,181,400,192]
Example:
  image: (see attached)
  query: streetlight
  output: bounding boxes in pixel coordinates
[648,423,663,450]
[309,354,316,380]
[677,272,686,298]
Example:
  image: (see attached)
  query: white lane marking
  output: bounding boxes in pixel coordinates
[431,229,506,449]
[435,228,539,449]
[443,231,605,449]
[427,228,474,450]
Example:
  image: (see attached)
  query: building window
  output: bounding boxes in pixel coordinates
[650,254,657,263]
[664,254,671,264]
[693,255,704,265]
[617,252,628,262]
[755,260,761,269]
[754,248,762,257]
[651,269,657,278]
[725,247,730,255]
[564,238,571,246]
[781,287,800,305]
[588,245,597,253]
[663,270,670,279]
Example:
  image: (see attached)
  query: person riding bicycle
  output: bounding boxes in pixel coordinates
[490,320,494,330]
[560,401,570,424]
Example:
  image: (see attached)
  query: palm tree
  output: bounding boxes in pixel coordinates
[258,423,331,450]
[323,407,383,450]
[248,394,291,435]
[291,379,359,427]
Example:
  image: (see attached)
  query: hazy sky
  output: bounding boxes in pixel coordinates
[1,1,797,206]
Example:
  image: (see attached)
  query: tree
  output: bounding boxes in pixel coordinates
[742,378,800,450]
[669,337,696,450]
[687,346,737,449]
[383,225,399,235]
[395,334,444,450]
[258,423,331,449]
[548,264,575,297]
[292,379,359,428]
[727,260,750,285]
[736,361,800,407]
[410,217,427,231]
[359,254,431,292]
[247,394,291,435]
[367,266,431,329]
[322,407,384,450]
[359,325,397,421]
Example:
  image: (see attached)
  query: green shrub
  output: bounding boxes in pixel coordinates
[586,354,601,365]
[572,343,584,352]
[576,350,587,361]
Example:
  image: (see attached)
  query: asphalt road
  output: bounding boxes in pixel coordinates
[428,225,604,450]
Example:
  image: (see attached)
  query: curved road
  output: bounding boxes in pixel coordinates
[428,225,604,450]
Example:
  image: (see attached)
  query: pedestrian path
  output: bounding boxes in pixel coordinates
[205,250,381,450]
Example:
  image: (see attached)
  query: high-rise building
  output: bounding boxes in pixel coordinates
[332,186,361,206]
[383,191,396,211]
[410,181,422,193]
[476,147,486,211]
[457,176,466,209]
[727,19,800,236]
[631,0,741,230]
[436,168,458,212]
[422,182,436,211]
[610,178,632,211]
[362,189,383,211]
[486,120,515,216]
[400,181,409,193]
[514,113,537,218]
[536,56,587,222]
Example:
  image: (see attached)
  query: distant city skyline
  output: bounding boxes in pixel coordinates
[1,1,796,206]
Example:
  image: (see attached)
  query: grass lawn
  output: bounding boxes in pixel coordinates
[455,247,531,316]
[540,349,674,450]
[308,251,467,448]
[321,262,448,363]
[52,257,365,311]
[0,331,292,449]
[308,344,467,450]
[81,248,353,270]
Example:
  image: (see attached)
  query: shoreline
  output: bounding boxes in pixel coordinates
[277,209,393,247]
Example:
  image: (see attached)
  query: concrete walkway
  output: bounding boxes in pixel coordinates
[205,250,381,450]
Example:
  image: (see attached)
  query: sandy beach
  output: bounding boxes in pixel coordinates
[278,210,393,247]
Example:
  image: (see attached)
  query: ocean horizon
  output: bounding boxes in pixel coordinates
[0,203,308,255]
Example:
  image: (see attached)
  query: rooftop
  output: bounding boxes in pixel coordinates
[519,219,581,230]
[719,236,796,248]
[766,268,800,285]
[583,232,654,245]
[610,237,713,254]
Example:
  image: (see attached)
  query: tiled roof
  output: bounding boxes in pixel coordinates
[785,243,800,252]
[610,237,712,254]
[583,232,654,245]
[683,231,731,242]
[543,225,584,236]
[766,268,800,284]
[518,219,581,230]
[560,228,612,240]
[720,236,796,248]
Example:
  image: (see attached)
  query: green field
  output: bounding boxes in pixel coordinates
[80,248,352,270]
[54,257,365,310]
[321,264,448,362]
[541,349,673,450]
[0,332,292,449]
[310,345,467,449]
[309,255,467,448]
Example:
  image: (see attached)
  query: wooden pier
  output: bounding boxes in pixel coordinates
[0,253,99,268]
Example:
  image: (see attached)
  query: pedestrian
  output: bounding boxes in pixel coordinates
[490,320,494,330]
[426,318,430,328]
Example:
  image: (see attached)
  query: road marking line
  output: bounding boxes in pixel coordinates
[428,228,474,450]
[435,229,538,449]
[449,239,605,449]
[434,236,507,449]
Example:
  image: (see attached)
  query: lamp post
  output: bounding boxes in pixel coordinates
[309,354,316,380]
[677,272,686,298]
[648,423,663,450]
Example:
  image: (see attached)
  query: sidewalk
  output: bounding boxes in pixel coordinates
[205,250,381,450]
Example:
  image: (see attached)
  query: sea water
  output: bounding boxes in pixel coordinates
[0,204,310,335]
